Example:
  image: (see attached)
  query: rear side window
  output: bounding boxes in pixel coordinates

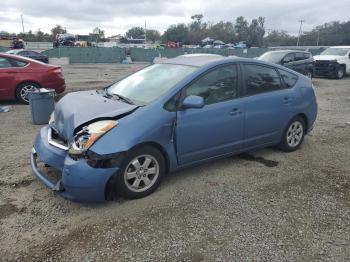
[243,64,282,95]
[303,53,311,59]
[9,58,28,67]
[279,69,298,88]
[295,53,306,61]
[0,58,12,68]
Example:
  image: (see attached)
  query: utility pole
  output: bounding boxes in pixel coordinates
[144,20,147,44]
[316,30,320,46]
[297,19,304,46]
[21,14,25,33]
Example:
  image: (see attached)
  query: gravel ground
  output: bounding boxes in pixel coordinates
[0,64,349,261]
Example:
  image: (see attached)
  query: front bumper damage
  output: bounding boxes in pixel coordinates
[314,60,340,78]
[30,126,119,202]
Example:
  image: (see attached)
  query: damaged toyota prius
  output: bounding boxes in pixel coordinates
[31,54,317,202]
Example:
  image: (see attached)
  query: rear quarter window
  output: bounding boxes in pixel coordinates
[279,69,298,88]
[8,58,28,67]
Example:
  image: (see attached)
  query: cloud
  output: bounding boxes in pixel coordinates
[0,0,349,35]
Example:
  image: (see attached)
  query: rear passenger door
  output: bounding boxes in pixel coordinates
[241,63,296,148]
[292,52,308,74]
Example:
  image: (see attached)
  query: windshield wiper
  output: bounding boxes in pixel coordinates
[104,91,135,105]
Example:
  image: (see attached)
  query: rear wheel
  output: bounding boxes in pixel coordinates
[278,116,306,152]
[115,146,165,199]
[16,82,40,104]
[305,70,313,79]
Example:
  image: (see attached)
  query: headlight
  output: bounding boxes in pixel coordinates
[49,112,55,125]
[69,120,118,157]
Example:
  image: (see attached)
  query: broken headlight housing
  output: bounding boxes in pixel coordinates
[68,120,118,157]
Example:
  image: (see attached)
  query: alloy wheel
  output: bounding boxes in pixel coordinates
[124,154,159,193]
[20,84,38,102]
[286,121,304,148]
[337,68,344,79]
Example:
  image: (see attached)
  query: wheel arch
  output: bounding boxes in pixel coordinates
[295,113,309,133]
[130,141,171,174]
[104,141,171,201]
[15,80,42,97]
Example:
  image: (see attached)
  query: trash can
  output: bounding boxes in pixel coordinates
[28,89,55,125]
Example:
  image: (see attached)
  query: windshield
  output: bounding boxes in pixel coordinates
[258,52,286,63]
[107,63,197,104]
[320,48,350,56]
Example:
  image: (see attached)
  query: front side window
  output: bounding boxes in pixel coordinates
[259,52,286,63]
[283,53,294,63]
[243,64,282,95]
[107,63,197,105]
[184,65,238,105]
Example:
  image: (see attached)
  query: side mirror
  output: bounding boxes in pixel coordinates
[182,95,204,109]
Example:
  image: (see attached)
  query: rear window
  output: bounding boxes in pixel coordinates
[279,69,298,88]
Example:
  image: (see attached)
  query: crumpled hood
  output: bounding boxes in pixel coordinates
[53,90,137,141]
[313,55,344,61]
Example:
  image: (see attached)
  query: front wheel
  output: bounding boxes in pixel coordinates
[115,146,165,199]
[336,67,345,79]
[278,116,306,152]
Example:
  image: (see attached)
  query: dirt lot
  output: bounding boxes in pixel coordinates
[0,64,349,261]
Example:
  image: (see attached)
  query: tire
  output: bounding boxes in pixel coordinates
[16,82,40,104]
[278,116,306,152]
[336,66,345,79]
[115,146,166,199]
[305,70,313,79]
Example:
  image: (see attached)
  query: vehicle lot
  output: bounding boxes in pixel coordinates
[0,64,349,261]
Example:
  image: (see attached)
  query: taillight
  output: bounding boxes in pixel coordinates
[49,67,62,74]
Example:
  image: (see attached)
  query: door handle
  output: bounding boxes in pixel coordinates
[283,97,292,105]
[229,108,241,116]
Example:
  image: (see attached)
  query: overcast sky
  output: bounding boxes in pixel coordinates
[1,0,349,36]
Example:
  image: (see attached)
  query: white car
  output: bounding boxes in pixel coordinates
[314,46,350,79]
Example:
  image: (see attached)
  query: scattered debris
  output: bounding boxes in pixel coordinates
[0,106,12,113]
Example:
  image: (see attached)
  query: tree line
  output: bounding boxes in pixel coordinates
[2,15,350,46]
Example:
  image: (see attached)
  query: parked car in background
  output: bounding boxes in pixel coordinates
[258,50,315,78]
[6,49,49,63]
[0,53,65,103]
[234,41,251,49]
[31,54,317,202]
[313,46,350,79]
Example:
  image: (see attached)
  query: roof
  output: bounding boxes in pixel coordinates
[265,49,309,54]
[160,54,227,67]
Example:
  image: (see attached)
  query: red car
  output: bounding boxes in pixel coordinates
[0,53,65,103]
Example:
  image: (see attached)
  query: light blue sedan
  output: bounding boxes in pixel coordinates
[31,54,317,202]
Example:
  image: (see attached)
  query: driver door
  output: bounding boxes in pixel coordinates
[176,64,245,165]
